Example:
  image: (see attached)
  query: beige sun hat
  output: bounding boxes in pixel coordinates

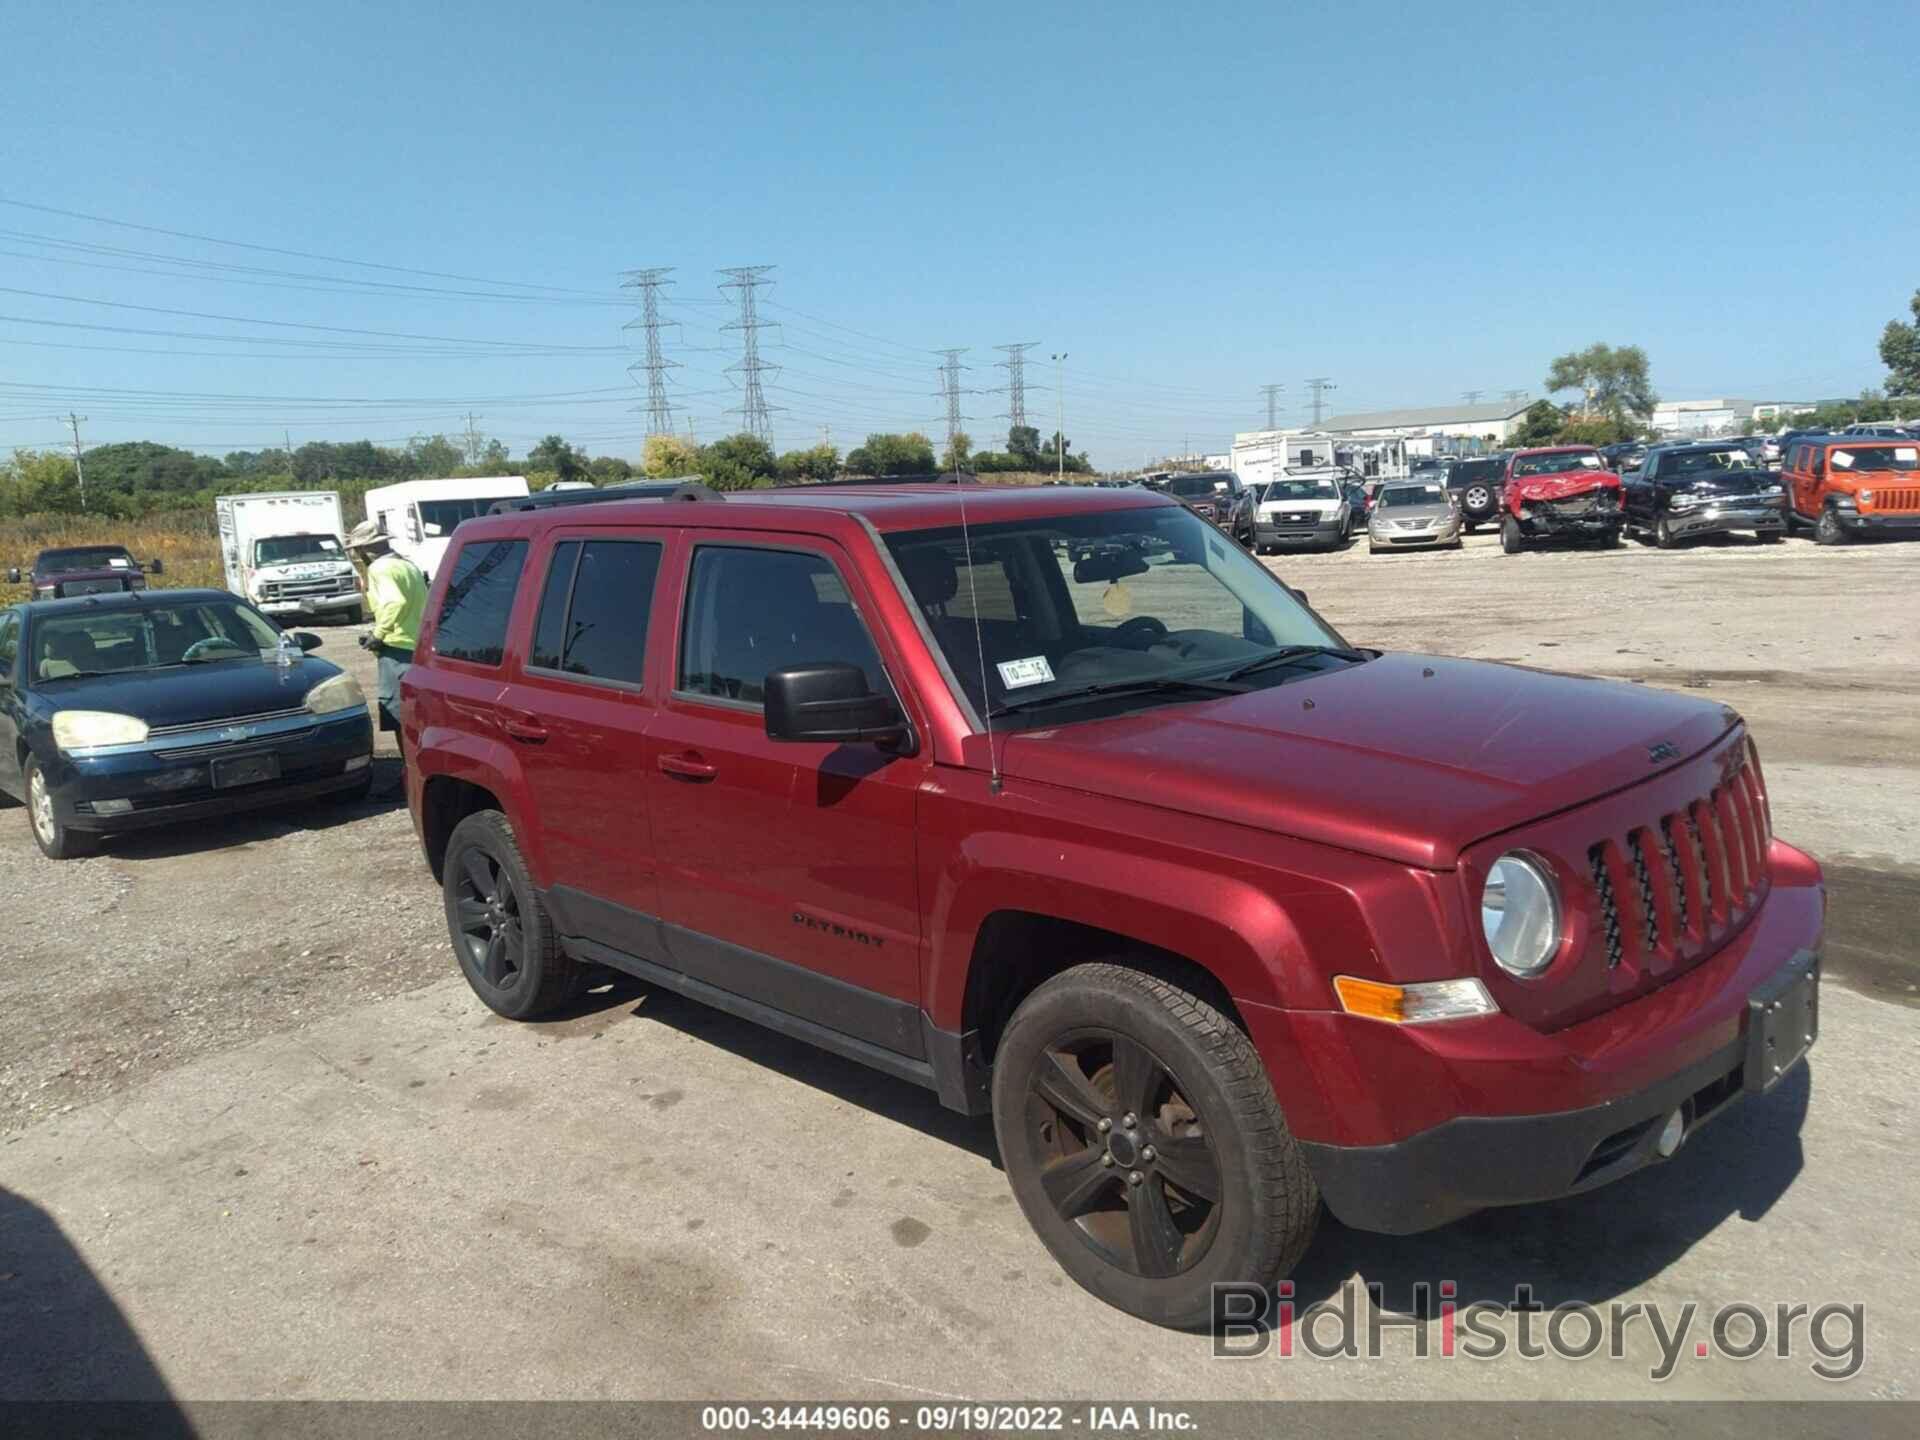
[344,519,391,552]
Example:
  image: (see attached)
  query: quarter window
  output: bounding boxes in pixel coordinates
[433,539,527,667]
[678,546,886,705]
[530,539,662,684]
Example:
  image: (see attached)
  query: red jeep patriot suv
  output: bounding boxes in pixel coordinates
[403,479,1823,1327]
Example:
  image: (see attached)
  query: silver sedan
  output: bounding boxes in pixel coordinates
[1367,481,1464,552]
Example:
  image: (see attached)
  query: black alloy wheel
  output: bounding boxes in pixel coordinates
[454,846,526,993]
[441,809,584,1019]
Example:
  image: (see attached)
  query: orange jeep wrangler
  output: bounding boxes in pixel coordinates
[1781,435,1920,544]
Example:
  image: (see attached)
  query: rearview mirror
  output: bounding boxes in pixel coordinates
[1073,548,1150,584]
[146,557,165,575]
[765,663,910,750]
[291,631,322,652]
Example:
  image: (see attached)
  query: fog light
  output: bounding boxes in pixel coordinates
[344,754,371,772]
[1656,1108,1686,1158]
[92,798,134,816]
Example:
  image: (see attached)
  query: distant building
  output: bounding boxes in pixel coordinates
[1311,400,1535,444]
[1230,429,1409,488]
[1651,398,1754,438]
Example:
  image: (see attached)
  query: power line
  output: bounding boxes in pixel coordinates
[1305,377,1337,426]
[1261,383,1285,429]
[718,266,779,441]
[622,267,679,436]
[994,342,1039,430]
[1503,389,1530,405]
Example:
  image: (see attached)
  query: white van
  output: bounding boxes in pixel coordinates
[359,476,530,580]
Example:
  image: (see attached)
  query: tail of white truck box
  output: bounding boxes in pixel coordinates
[215,491,363,622]
[360,476,530,580]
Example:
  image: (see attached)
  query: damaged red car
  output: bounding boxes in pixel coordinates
[1499,446,1626,553]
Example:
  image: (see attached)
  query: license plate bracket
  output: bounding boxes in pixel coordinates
[212,753,281,789]
[1744,951,1819,1092]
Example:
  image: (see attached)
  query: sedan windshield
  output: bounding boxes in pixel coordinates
[884,504,1355,724]
[31,599,283,681]
[255,534,345,565]
[1377,484,1447,508]
[41,547,136,574]
[1511,451,1603,477]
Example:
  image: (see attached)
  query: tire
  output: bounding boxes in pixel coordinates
[1814,507,1850,546]
[1500,516,1525,554]
[24,756,91,860]
[1463,484,1493,523]
[992,961,1319,1329]
[442,809,585,1020]
[1654,517,1682,549]
[1757,531,1782,545]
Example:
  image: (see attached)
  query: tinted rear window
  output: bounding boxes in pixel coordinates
[433,539,527,666]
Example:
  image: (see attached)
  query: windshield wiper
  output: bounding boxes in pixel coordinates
[1221,644,1370,682]
[987,674,1245,720]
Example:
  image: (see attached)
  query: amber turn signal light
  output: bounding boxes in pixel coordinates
[1333,976,1498,1025]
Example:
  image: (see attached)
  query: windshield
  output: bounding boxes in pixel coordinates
[883,504,1350,725]
[1164,475,1226,498]
[41,547,136,574]
[255,534,345,566]
[1831,446,1919,473]
[1667,449,1755,475]
[1260,479,1341,502]
[1511,450,1602,478]
[1378,484,1447,508]
[31,599,284,681]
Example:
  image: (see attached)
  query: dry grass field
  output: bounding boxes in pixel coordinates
[0,514,224,602]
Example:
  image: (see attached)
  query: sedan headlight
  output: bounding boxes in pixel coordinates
[1481,852,1562,977]
[52,710,150,751]
[304,673,367,716]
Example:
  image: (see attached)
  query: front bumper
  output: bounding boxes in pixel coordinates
[257,589,363,618]
[1661,503,1787,539]
[1836,508,1920,533]
[1256,516,1345,547]
[49,709,373,832]
[1515,506,1624,540]
[1369,520,1461,548]
[1245,839,1824,1234]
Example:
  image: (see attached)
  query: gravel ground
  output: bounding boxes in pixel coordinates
[1,527,1915,1134]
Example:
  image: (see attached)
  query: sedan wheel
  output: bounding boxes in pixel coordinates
[24,757,90,860]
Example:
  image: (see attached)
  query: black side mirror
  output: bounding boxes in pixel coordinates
[5,568,18,585]
[147,557,165,576]
[1289,586,1309,606]
[765,663,909,750]
[291,631,323,652]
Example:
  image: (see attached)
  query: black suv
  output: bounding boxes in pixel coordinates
[1442,456,1506,531]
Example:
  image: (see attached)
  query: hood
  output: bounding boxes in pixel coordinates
[1507,468,1622,502]
[998,652,1735,869]
[1667,470,1778,498]
[36,654,343,729]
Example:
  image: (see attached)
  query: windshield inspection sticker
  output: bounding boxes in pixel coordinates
[108,556,132,568]
[1833,451,1855,469]
[997,655,1056,690]
[1898,447,1918,463]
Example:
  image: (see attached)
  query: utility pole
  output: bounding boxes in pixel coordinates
[1461,389,1483,404]
[284,429,295,476]
[718,265,779,441]
[1051,352,1069,482]
[623,267,681,437]
[1503,389,1528,406]
[994,342,1039,431]
[1305,377,1336,427]
[1261,383,1285,430]
[67,412,87,511]
[935,348,970,470]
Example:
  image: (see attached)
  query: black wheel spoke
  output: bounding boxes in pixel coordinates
[1127,1176,1185,1278]
[500,919,524,957]
[1034,1050,1108,1131]
[1110,1035,1160,1118]
[482,931,510,986]
[460,849,497,904]
[455,897,491,933]
[1040,1146,1118,1221]
[1153,1133,1219,1203]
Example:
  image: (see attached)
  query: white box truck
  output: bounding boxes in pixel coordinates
[215,491,363,622]
[360,476,531,580]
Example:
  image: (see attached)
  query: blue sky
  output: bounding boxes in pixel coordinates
[2,0,1915,469]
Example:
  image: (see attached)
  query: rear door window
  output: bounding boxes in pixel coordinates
[528,539,663,685]
[433,539,528,667]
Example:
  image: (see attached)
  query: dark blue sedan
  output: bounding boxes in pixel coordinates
[0,589,374,858]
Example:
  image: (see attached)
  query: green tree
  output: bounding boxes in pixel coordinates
[695,456,771,492]
[588,455,635,485]
[525,435,588,484]
[1006,425,1041,467]
[0,450,82,515]
[642,433,702,478]
[1881,289,1920,397]
[1555,417,1633,446]
[1545,344,1658,427]
[479,439,512,470]
[1038,431,1094,474]
[940,430,972,473]
[705,432,777,479]
[845,432,937,476]
[776,443,840,482]
[1509,400,1567,447]
[406,434,465,477]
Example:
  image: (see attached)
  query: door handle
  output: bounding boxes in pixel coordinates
[502,712,549,743]
[657,752,717,781]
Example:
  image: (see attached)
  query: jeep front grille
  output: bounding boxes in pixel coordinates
[1867,487,1920,512]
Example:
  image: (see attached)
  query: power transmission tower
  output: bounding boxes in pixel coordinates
[1503,388,1529,405]
[1461,390,1484,404]
[936,348,971,466]
[67,412,88,511]
[718,266,780,441]
[1305,378,1337,426]
[623,267,681,436]
[461,412,483,464]
[1261,383,1285,430]
[994,342,1039,430]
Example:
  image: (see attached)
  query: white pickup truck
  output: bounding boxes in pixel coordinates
[216,491,363,622]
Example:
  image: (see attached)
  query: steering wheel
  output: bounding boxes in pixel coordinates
[181,636,248,662]
[1112,616,1169,649]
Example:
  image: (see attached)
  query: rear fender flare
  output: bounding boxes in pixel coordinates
[414,727,543,882]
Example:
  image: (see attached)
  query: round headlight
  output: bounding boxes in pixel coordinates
[1481,852,1561,977]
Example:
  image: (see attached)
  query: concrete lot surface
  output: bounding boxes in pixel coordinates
[2,528,1916,1402]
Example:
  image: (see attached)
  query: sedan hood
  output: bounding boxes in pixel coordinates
[999,653,1735,868]
[1508,469,1623,502]
[37,655,342,729]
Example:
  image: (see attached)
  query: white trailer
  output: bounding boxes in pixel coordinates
[360,476,531,580]
[215,491,363,622]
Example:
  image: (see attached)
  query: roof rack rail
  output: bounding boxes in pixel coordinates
[772,471,979,489]
[489,477,721,514]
